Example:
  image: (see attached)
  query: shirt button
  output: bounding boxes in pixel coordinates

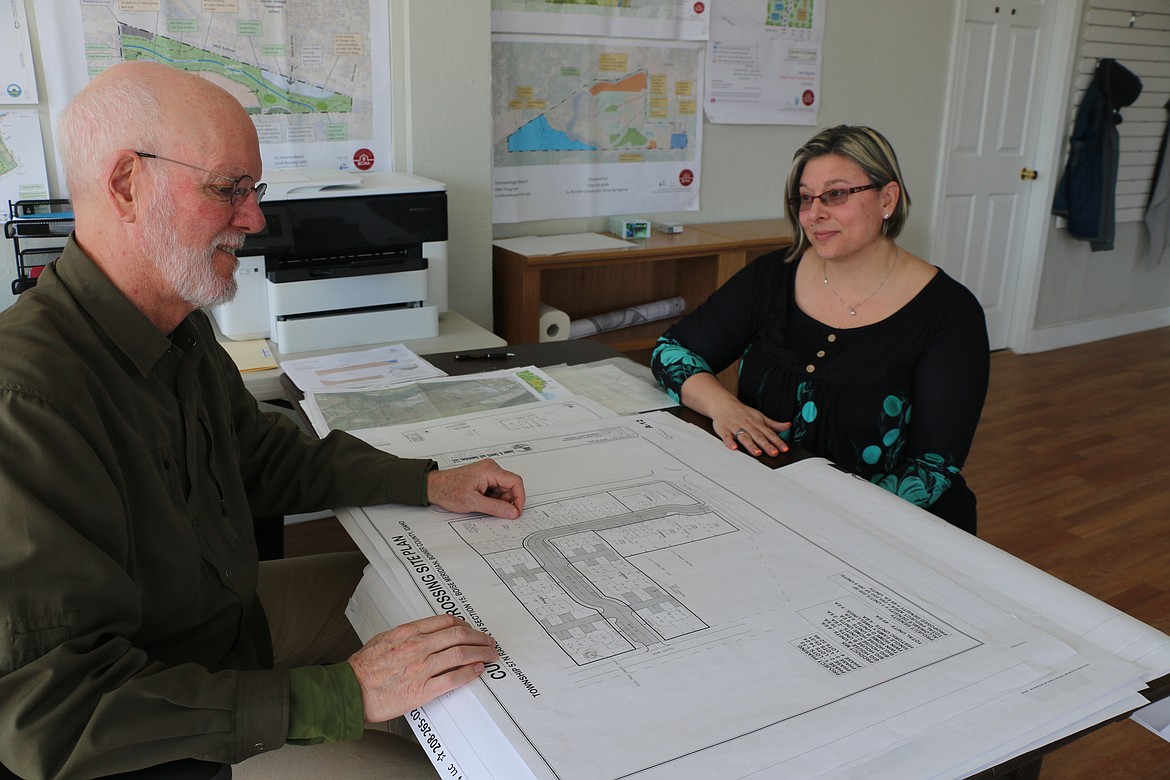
[253,742,266,753]
[187,337,198,348]
[816,350,826,358]
[806,364,816,373]
[827,334,837,342]
[225,568,233,579]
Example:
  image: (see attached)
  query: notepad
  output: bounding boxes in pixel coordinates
[220,338,278,372]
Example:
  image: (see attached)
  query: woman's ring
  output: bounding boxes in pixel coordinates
[734,428,748,437]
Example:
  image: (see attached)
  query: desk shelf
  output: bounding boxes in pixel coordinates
[492,218,792,392]
[6,199,74,295]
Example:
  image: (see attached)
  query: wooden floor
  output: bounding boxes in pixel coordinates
[285,327,1170,779]
[964,326,1170,779]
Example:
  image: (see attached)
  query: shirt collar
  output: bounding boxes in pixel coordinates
[54,237,193,377]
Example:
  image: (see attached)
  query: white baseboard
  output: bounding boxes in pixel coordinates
[1021,307,1170,353]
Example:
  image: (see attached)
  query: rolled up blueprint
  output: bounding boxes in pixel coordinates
[568,296,686,339]
[538,302,571,342]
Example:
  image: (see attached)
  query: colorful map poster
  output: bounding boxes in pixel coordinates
[1,0,39,104]
[491,0,709,41]
[705,0,824,125]
[493,34,704,224]
[34,0,391,175]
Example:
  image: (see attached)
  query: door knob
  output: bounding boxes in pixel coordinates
[1020,167,1039,180]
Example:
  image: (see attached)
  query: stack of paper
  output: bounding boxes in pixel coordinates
[219,338,278,372]
[300,360,675,444]
[337,411,1170,779]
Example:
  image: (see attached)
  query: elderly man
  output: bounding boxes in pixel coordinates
[0,61,523,779]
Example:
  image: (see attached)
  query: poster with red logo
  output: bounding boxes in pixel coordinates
[491,34,704,223]
[35,0,392,175]
[704,0,824,125]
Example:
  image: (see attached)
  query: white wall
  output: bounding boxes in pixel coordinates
[1037,222,1170,326]
[391,0,495,328]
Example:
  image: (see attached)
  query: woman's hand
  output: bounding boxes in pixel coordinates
[679,373,791,457]
[712,404,791,457]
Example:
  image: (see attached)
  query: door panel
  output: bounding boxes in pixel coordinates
[937,1,1057,349]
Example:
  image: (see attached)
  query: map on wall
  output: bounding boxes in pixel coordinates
[1,0,39,104]
[704,0,824,125]
[0,110,50,205]
[492,34,704,223]
[491,0,709,40]
[34,0,391,174]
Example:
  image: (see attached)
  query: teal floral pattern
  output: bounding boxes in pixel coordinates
[872,454,960,507]
[796,387,956,509]
[653,335,716,404]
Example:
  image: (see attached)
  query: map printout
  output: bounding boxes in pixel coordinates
[1,0,38,103]
[0,110,49,206]
[34,0,390,174]
[491,0,709,41]
[705,0,824,125]
[492,34,703,223]
[341,413,1079,779]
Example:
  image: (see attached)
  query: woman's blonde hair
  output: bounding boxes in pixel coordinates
[783,125,911,261]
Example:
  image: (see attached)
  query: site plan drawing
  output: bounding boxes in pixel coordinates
[492,34,703,222]
[350,396,618,451]
[0,110,50,207]
[339,412,1170,779]
[304,366,572,439]
[34,0,390,173]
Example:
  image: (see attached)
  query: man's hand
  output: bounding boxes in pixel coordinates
[427,458,525,519]
[349,615,499,723]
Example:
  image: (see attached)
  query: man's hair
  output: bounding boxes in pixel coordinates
[56,70,165,200]
[783,125,911,261]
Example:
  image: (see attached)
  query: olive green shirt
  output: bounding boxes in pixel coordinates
[0,240,435,778]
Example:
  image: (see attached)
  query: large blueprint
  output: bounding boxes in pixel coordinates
[340,412,1170,779]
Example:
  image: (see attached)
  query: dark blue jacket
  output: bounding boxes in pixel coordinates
[1052,59,1142,252]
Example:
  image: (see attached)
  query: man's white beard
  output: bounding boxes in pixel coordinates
[143,195,244,309]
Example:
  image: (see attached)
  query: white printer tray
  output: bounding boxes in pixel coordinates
[268,269,438,353]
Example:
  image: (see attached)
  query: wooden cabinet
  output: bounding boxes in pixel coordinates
[492,218,792,390]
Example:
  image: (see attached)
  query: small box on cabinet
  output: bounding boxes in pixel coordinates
[608,216,651,240]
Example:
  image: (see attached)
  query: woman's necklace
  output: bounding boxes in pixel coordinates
[822,248,899,317]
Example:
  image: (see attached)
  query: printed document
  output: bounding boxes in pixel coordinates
[338,412,1170,778]
[303,366,571,439]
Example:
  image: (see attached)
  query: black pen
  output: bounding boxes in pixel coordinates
[453,352,516,361]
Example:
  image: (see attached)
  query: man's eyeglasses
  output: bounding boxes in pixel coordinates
[789,183,879,211]
[135,151,266,207]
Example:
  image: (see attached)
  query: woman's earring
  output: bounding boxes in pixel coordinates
[883,213,890,220]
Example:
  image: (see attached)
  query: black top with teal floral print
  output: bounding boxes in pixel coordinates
[652,251,989,533]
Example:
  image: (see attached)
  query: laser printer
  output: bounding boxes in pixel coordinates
[209,170,448,353]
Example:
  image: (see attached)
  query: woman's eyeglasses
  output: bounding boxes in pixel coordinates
[789,183,879,211]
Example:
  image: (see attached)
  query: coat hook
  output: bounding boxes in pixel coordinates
[1129,11,1144,28]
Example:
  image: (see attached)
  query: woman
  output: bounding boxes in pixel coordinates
[652,125,989,533]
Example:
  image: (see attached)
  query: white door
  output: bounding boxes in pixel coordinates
[934,0,1062,350]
